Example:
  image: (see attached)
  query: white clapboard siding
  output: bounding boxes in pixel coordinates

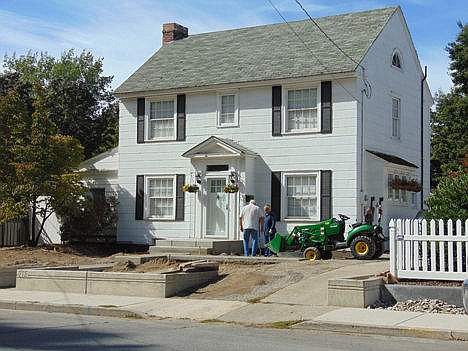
[390,218,468,281]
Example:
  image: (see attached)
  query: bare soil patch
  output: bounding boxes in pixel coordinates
[105,258,180,273]
[0,245,115,268]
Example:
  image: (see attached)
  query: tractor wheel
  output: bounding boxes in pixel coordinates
[373,241,384,259]
[321,250,333,260]
[350,236,376,260]
[303,247,321,261]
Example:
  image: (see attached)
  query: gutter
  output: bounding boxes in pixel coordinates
[420,66,427,210]
[113,71,358,99]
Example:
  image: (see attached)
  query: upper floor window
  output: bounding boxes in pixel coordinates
[391,50,402,69]
[286,88,319,133]
[217,93,238,127]
[148,99,176,140]
[391,97,401,139]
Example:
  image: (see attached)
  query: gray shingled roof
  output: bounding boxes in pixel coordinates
[115,7,397,94]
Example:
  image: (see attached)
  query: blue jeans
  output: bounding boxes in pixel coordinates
[243,229,258,256]
[264,233,271,256]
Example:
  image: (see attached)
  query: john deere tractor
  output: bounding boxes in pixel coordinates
[267,198,386,261]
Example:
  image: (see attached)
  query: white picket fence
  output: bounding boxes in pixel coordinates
[389,219,468,281]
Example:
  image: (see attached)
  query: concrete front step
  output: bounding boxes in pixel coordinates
[151,239,243,255]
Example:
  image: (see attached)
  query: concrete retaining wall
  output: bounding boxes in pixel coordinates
[16,268,218,298]
[328,276,384,308]
[383,284,464,307]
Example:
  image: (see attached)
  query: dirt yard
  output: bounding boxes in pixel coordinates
[105,251,361,302]
[0,246,115,268]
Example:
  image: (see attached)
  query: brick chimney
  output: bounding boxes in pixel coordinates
[162,23,188,45]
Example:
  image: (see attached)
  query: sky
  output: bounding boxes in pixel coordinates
[0,0,466,94]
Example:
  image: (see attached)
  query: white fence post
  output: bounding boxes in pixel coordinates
[389,219,396,276]
[390,218,468,281]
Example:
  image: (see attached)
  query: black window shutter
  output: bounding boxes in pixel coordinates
[320,170,332,220]
[175,174,185,221]
[137,98,146,143]
[176,94,186,141]
[272,86,282,136]
[135,175,144,220]
[271,172,282,220]
[321,81,332,133]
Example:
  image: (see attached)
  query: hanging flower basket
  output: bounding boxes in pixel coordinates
[390,178,422,192]
[182,184,199,193]
[224,183,239,193]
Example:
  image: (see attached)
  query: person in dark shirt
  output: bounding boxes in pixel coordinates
[263,204,277,257]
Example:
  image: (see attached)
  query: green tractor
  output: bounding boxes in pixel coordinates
[267,198,386,261]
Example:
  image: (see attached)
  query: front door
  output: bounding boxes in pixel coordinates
[206,178,229,237]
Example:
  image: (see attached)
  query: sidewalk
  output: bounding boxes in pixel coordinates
[1,288,467,341]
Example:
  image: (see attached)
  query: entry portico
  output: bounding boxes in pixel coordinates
[182,136,258,241]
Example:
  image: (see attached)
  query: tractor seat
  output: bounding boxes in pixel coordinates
[351,222,362,229]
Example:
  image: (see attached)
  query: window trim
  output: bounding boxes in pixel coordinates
[391,96,401,140]
[281,171,321,221]
[391,48,403,71]
[217,92,239,128]
[144,175,177,221]
[145,97,177,142]
[282,84,321,134]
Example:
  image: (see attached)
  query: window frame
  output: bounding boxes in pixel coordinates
[282,84,321,134]
[281,171,321,221]
[145,97,177,142]
[217,92,239,128]
[144,175,177,221]
[391,96,401,140]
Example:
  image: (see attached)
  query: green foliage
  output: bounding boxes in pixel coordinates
[431,22,468,185]
[0,76,85,243]
[431,91,468,176]
[3,50,118,158]
[425,172,468,220]
[447,22,468,95]
[59,194,118,243]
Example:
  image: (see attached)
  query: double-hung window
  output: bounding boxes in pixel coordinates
[286,88,319,133]
[149,100,175,140]
[147,176,175,219]
[284,173,319,220]
[218,94,238,127]
[391,97,401,139]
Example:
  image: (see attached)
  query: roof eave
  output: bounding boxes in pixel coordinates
[114,71,358,98]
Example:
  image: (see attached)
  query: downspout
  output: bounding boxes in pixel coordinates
[420,66,427,211]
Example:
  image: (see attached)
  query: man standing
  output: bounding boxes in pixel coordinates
[263,204,277,256]
[239,199,263,256]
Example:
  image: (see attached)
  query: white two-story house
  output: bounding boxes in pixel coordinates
[106,6,431,245]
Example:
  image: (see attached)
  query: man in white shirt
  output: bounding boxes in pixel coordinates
[239,199,264,256]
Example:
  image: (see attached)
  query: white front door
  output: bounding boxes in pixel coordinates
[206,178,229,237]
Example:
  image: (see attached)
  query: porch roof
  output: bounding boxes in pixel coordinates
[182,136,257,158]
[366,149,418,168]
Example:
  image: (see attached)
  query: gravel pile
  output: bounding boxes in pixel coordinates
[371,299,465,315]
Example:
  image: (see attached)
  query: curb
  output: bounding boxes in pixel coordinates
[0,300,144,319]
[293,321,468,341]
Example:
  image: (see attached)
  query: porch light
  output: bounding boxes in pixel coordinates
[195,171,202,184]
[229,167,239,184]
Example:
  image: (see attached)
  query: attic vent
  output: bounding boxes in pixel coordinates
[392,50,402,69]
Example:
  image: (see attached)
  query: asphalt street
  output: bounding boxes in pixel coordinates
[0,309,466,351]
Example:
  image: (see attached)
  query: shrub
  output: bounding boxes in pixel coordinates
[59,193,118,243]
[425,172,468,220]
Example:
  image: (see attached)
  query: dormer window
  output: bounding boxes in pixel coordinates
[391,50,402,69]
